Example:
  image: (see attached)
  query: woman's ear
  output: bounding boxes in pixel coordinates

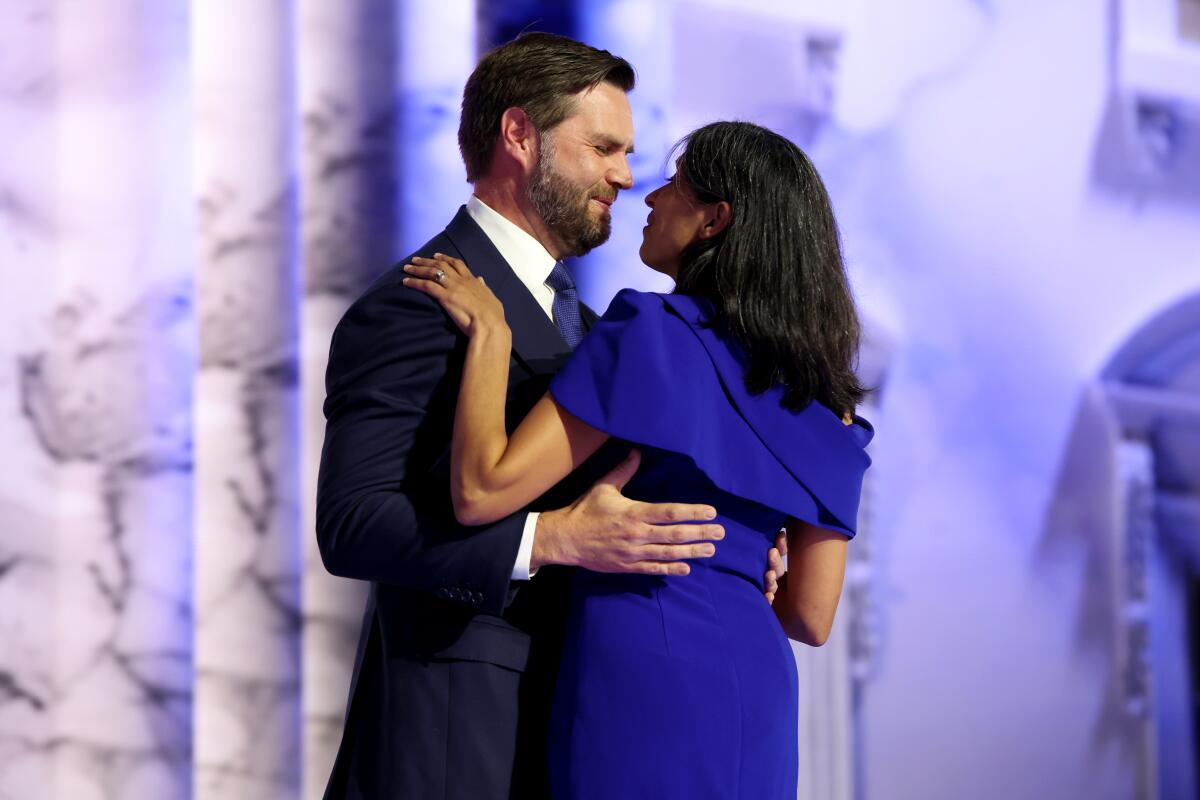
[498,106,537,172]
[699,201,732,240]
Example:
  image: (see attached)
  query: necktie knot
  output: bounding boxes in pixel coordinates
[546,262,576,293]
[547,262,583,348]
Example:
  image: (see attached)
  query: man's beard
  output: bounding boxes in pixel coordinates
[528,133,614,257]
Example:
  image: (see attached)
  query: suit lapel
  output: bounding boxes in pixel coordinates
[580,303,599,333]
[443,207,573,376]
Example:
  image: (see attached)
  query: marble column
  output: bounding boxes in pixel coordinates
[0,2,195,798]
[295,3,476,797]
[0,3,58,793]
[295,2,396,796]
[191,2,301,798]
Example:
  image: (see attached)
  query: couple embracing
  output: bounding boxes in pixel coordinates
[316,31,872,800]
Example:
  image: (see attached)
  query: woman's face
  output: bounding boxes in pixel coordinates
[638,175,715,279]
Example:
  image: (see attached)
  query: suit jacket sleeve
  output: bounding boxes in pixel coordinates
[315,272,525,616]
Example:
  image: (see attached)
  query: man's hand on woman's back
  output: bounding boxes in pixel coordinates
[531,449,724,576]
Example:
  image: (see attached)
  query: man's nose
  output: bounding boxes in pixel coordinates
[610,155,633,191]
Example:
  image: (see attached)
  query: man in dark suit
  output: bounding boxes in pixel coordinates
[315,33,728,799]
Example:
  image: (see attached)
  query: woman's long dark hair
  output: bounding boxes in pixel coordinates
[672,121,865,415]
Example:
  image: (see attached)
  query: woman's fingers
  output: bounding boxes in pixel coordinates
[402,262,451,284]
[429,252,472,278]
[413,253,472,279]
[400,264,459,318]
[406,258,484,293]
[402,259,505,339]
[401,273,447,298]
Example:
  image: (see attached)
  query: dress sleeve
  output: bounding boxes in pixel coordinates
[549,289,685,444]
[549,289,871,538]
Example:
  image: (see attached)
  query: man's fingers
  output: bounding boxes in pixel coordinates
[635,501,718,525]
[637,543,716,562]
[598,448,641,490]
[636,523,724,544]
[775,528,788,558]
[628,560,691,577]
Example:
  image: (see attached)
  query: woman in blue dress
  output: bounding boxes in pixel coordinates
[402,121,873,799]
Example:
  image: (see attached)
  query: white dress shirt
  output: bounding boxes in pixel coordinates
[465,195,560,580]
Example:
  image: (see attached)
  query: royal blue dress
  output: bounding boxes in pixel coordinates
[545,290,873,800]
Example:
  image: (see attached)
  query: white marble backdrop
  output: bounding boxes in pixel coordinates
[295,5,394,795]
[296,1,475,795]
[0,2,195,798]
[0,1,475,798]
[191,2,302,798]
[0,3,914,800]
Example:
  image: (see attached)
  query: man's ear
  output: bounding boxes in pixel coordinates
[498,106,538,172]
[698,201,732,240]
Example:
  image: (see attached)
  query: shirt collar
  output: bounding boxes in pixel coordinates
[465,195,558,290]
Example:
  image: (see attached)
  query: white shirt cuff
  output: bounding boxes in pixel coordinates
[511,512,539,580]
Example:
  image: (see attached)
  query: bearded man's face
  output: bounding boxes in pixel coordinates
[528,130,618,257]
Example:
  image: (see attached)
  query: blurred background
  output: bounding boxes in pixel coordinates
[1,0,1198,798]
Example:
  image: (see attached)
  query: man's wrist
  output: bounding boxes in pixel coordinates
[530,508,565,571]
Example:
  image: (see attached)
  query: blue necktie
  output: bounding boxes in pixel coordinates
[546,262,584,349]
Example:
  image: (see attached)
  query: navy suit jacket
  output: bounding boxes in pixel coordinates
[317,207,620,799]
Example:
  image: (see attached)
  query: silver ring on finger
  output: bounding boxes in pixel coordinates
[434,269,446,284]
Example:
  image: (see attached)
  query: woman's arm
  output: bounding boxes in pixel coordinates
[771,518,848,646]
[403,253,610,526]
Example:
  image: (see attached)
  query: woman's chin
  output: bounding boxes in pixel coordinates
[639,244,679,279]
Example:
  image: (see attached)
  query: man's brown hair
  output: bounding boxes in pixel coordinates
[458,32,635,182]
